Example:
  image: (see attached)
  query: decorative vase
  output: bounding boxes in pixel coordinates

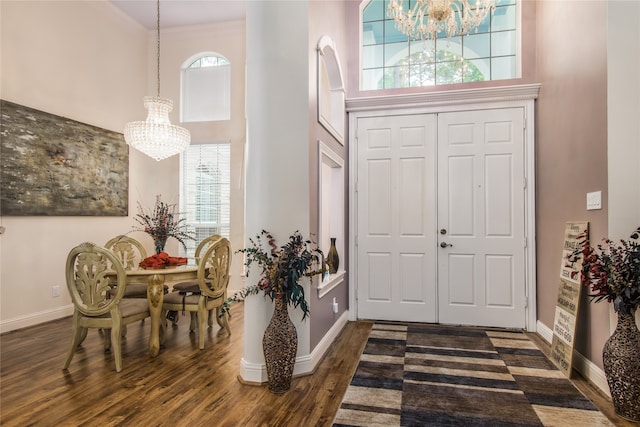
[262,296,298,394]
[603,308,640,421]
[154,236,167,254]
[327,237,339,274]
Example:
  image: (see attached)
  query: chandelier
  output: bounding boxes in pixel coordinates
[388,0,496,41]
[124,0,190,161]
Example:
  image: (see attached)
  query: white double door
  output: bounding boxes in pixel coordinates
[356,108,526,329]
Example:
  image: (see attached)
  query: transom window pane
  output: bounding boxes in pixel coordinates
[361,0,520,90]
[188,55,229,68]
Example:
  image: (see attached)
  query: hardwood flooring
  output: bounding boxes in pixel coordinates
[0,305,633,426]
[526,332,638,427]
[0,304,370,427]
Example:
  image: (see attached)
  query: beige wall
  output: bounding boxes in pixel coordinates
[158,21,246,293]
[0,1,151,330]
[0,1,247,331]
[535,0,610,368]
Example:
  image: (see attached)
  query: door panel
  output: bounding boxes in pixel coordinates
[356,114,437,322]
[367,160,391,234]
[437,108,526,329]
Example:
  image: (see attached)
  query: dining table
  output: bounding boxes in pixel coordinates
[106,264,198,357]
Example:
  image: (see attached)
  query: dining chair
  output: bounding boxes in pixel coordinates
[104,235,149,298]
[63,242,150,372]
[168,234,224,326]
[162,237,231,349]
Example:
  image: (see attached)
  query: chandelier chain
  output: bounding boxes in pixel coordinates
[122,0,192,161]
[156,0,160,97]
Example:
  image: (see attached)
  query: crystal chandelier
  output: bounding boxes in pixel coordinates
[124,0,190,161]
[388,0,496,41]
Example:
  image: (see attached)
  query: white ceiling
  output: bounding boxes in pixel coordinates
[110,0,246,29]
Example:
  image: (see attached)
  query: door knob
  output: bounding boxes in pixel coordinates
[440,242,452,248]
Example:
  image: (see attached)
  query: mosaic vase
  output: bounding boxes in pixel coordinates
[603,308,640,421]
[154,236,167,254]
[262,297,297,394]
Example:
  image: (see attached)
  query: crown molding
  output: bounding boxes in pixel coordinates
[346,83,541,112]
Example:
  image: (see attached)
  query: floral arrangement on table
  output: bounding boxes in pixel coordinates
[571,226,640,314]
[132,195,194,267]
[138,251,188,269]
[221,230,325,319]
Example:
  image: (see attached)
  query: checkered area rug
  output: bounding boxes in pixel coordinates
[333,322,612,427]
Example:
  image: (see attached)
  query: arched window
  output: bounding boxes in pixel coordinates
[361,0,519,90]
[181,53,231,122]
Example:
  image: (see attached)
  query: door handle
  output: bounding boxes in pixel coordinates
[440,242,452,248]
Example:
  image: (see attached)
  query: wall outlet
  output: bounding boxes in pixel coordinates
[586,191,602,210]
[52,285,61,297]
[332,297,339,314]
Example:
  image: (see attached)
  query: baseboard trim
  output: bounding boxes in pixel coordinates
[536,320,610,397]
[239,358,266,384]
[295,310,349,376]
[0,305,74,334]
[239,310,350,384]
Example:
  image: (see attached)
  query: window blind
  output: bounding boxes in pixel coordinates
[181,65,231,122]
[180,143,231,258]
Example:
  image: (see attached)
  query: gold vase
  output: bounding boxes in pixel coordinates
[262,297,297,394]
[327,237,339,274]
[603,308,640,421]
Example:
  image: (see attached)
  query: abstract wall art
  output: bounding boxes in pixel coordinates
[0,100,129,216]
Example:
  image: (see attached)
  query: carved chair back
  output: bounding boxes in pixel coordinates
[104,235,147,271]
[198,237,231,299]
[66,242,127,316]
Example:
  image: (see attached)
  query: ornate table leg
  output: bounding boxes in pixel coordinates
[147,274,165,357]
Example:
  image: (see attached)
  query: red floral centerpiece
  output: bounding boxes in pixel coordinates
[139,251,188,269]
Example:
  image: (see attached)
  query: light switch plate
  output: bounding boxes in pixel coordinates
[587,191,602,210]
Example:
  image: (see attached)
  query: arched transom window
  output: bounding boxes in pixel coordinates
[181,53,231,122]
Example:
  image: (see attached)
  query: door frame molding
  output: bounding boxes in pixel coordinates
[346,84,541,331]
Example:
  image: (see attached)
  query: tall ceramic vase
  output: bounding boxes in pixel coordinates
[262,296,298,394]
[603,308,640,421]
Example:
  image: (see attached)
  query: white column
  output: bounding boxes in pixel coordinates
[241,1,310,383]
[607,1,640,240]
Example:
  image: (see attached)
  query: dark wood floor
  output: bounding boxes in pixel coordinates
[0,304,633,426]
[0,303,371,426]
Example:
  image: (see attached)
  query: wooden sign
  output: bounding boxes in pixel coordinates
[550,221,588,377]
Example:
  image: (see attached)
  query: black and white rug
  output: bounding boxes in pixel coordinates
[333,322,612,426]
